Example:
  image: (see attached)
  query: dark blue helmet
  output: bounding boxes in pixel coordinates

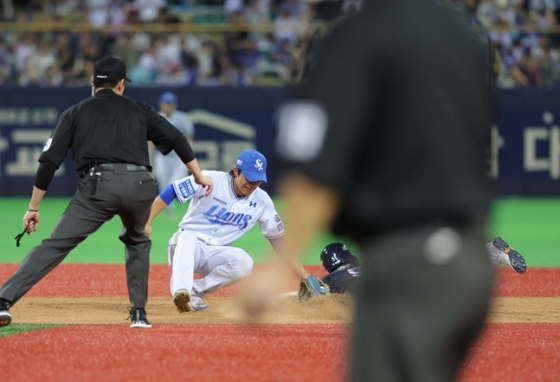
[320,243,359,273]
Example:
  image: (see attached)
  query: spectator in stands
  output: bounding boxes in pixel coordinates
[113,33,142,70]
[85,0,112,27]
[4,0,560,89]
[43,0,77,22]
[224,0,244,15]
[243,0,269,24]
[237,38,263,74]
[13,33,35,76]
[278,0,306,20]
[0,38,14,85]
[33,39,57,80]
[130,44,158,84]
[527,0,558,26]
[272,38,294,67]
[225,11,249,61]
[64,56,91,86]
[181,49,200,86]
[511,53,543,86]
[134,0,166,22]
[155,34,182,76]
[54,33,76,81]
[110,2,130,27]
[198,41,226,86]
[78,33,100,63]
[19,56,40,86]
[274,9,301,43]
[41,64,63,87]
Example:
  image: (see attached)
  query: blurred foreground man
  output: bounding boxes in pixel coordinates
[274,0,495,380]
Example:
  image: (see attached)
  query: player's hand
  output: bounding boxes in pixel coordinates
[22,210,40,234]
[145,222,152,237]
[194,175,214,196]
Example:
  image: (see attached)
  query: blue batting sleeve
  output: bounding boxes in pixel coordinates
[159,184,177,205]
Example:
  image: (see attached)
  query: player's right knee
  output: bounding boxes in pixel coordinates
[229,257,253,281]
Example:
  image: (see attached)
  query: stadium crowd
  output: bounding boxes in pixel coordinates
[0,0,560,88]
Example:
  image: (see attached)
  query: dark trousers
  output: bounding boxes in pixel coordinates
[0,166,157,309]
[350,222,495,382]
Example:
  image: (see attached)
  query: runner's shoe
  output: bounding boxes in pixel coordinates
[492,237,527,274]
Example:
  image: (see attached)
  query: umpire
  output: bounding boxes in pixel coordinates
[275,1,494,381]
[0,56,213,329]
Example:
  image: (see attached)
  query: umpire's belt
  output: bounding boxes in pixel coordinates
[89,163,150,173]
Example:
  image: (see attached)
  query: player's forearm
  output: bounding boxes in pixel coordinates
[147,196,168,223]
[276,172,340,270]
[34,159,57,191]
[184,158,204,180]
[28,186,46,210]
[269,237,309,280]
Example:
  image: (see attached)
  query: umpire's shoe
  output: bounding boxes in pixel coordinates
[0,300,12,327]
[128,307,152,328]
[492,237,527,274]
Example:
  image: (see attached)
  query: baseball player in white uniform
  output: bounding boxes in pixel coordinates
[153,92,195,218]
[145,149,326,312]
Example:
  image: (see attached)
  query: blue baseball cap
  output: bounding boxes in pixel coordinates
[236,149,267,183]
[159,91,177,104]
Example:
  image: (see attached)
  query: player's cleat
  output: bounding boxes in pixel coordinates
[173,289,192,313]
[492,237,527,274]
[0,310,12,327]
[128,307,152,328]
[173,290,208,312]
[189,299,209,312]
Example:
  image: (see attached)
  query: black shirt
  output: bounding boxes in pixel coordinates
[276,0,493,240]
[39,89,184,175]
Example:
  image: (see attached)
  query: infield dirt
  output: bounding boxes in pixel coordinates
[8,295,560,325]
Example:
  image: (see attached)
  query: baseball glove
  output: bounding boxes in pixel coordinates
[298,274,330,301]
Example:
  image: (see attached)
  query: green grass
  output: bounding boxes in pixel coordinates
[0,197,345,265]
[488,199,560,266]
[1,197,559,266]
[0,323,63,337]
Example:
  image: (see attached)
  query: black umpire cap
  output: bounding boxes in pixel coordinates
[94,56,131,82]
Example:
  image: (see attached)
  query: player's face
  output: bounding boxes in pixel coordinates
[160,102,175,115]
[233,169,262,197]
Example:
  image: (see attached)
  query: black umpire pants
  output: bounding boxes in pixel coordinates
[0,164,157,309]
[350,221,495,382]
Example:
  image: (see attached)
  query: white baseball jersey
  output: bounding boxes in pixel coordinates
[172,170,285,246]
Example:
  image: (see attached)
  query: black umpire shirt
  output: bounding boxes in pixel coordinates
[39,89,192,176]
[276,0,494,240]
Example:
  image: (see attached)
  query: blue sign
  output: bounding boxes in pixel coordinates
[493,89,560,196]
[1,87,560,196]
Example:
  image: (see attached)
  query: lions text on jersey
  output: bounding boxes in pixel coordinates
[172,170,285,246]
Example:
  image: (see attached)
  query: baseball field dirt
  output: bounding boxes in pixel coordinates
[1,264,559,325]
[2,264,560,382]
[7,296,560,325]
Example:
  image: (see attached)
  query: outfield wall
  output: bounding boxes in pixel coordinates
[0,87,559,196]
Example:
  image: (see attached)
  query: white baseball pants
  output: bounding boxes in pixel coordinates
[168,230,254,298]
[486,242,506,266]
